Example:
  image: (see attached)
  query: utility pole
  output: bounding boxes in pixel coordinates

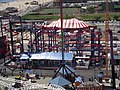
[109,30,116,89]
[105,0,109,77]
[60,0,64,63]
[0,18,3,37]
[9,17,14,55]
[19,16,24,52]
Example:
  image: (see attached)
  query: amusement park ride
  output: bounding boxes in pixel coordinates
[0,0,117,89]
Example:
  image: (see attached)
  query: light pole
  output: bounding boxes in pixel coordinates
[60,0,64,64]
[109,30,116,89]
[105,0,109,78]
[27,52,31,69]
[0,17,3,37]
[9,16,14,55]
[93,65,96,80]
[19,16,24,53]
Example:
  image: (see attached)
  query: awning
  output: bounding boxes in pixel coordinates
[20,52,73,60]
[70,47,91,51]
[35,18,89,30]
[75,56,90,59]
[20,54,29,59]
[47,18,89,29]
[108,54,120,60]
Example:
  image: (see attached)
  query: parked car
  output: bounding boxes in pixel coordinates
[5,7,18,13]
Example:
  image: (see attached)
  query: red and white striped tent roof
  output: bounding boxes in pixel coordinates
[46,18,89,29]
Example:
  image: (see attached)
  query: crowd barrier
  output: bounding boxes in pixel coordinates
[0,76,65,90]
[77,85,103,90]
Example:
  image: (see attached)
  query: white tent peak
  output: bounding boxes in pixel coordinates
[47,18,89,29]
[57,64,75,75]
[49,76,71,86]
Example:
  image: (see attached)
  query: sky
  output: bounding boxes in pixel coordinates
[0,0,16,3]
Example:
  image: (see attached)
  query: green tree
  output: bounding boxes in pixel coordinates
[87,6,95,13]
[113,15,119,20]
[94,15,101,21]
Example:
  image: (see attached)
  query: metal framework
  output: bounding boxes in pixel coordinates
[0,16,107,70]
[0,15,110,78]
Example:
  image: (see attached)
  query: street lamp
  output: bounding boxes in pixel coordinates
[109,30,116,89]
[19,16,24,53]
[9,15,14,55]
[0,17,3,37]
[26,52,31,69]
[60,0,64,64]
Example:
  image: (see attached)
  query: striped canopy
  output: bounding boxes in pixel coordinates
[47,18,89,29]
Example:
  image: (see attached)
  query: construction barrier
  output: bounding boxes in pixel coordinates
[77,85,103,90]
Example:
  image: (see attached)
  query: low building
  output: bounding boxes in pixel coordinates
[5,7,18,13]
[19,52,74,68]
[30,1,38,5]
[102,1,120,12]
[53,0,87,7]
